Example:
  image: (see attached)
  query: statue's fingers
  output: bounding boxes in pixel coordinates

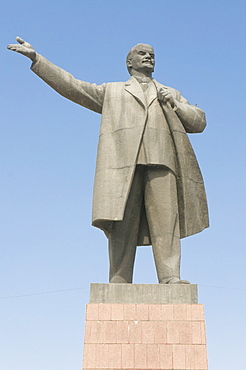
[164,93,171,99]
[7,44,17,50]
[7,44,23,53]
[162,93,169,99]
[16,36,25,44]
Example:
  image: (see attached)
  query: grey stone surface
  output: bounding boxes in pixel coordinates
[8,38,209,285]
[90,283,198,304]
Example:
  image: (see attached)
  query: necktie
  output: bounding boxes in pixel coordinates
[140,77,149,92]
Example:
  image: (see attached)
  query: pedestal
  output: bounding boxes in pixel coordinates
[82,284,208,370]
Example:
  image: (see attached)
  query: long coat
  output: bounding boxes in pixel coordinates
[31,54,209,244]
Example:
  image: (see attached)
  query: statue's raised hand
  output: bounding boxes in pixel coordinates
[7,37,37,62]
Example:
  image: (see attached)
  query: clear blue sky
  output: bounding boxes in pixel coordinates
[1,1,246,369]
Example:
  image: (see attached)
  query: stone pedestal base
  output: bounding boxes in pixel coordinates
[82,284,208,370]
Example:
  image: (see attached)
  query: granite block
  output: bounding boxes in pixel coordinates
[185,344,195,369]
[95,344,108,368]
[108,343,121,368]
[134,343,147,369]
[98,303,111,320]
[111,303,124,320]
[153,320,167,343]
[136,304,149,320]
[159,344,173,369]
[192,304,204,320]
[167,321,180,344]
[194,344,208,369]
[128,320,142,343]
[179,321,192,344]
[86,303,98,321]
[121,343,134,368]
[192,321,202,344]
[173,304,188,320]
[142,321,155,343]
[83,343,96,368]
[173,344,186,369]
[146,344,160,369]
[123,303,136,320]
[116,320,128,343]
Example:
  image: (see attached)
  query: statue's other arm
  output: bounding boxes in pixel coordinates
[7,37,105,114]
[173,91,206,134]
[158,86,206,134]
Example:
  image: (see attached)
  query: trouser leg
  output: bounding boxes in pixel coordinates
[144,167,181,283]
[108,166,143,283]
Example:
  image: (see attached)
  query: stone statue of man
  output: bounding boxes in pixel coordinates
[8,37,209,284]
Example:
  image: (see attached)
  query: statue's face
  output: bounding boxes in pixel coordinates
[127,44,155,74]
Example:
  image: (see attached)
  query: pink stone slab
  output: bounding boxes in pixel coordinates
[136,304,149,320]
[167,321,180,344]
[98,303,111,320]
[159,344,173,369]
[123,303,136,320]
[95,343,109,368]
[173,304,188,320]
[142,321,156,343]
[154,320,167,344]
[83,343,96,368]
[108,343,122,368]
[134,343,147,369]
[192,304,205,320]
[194,344,208,369]
[128,320,142,343]
[116,320,129,344]
[111,303,124,320]
[121,343,135,368]
[146,344,160,369]
[173,344,186,369]
[179,321,192,344]
[86,303,99,321]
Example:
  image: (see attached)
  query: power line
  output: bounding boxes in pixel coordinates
[199,284,246,291]
[0,286,89,300]
[0,283,245,300]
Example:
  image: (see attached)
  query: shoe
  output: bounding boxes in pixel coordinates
[160,277,190,284]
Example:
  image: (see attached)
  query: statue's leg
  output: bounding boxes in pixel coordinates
[108,166,144,283]
[144,166,181,283]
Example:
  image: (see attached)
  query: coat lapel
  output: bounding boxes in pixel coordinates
[124,77,160,108]
[146,80,158,107]
[124,77,146,108]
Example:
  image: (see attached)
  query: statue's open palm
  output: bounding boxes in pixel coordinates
[7,37,36,61]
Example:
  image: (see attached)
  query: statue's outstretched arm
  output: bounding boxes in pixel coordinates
[7,37,37,62]
[8,37,105,114]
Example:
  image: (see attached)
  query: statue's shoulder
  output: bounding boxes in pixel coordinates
[103,81,127,94]
[105,81,126,86]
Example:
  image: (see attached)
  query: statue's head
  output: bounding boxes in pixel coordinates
[126,43,155,75]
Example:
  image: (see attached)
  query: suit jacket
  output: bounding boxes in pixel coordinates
[31,54,209,244]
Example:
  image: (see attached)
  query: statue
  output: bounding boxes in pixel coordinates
[8,37,209,284]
